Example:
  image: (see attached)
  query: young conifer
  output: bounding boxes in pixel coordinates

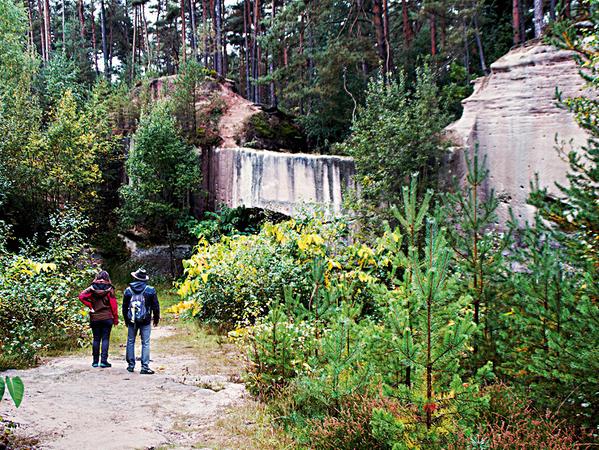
[441,149,507,363]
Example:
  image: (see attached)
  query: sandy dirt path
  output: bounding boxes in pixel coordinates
[0,325,248,450]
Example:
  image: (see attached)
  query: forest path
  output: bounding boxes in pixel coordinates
[217,84,261,148]
[0,320,252,450]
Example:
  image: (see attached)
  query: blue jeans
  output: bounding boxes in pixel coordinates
[90,319,113,364]
[126,323,151,369]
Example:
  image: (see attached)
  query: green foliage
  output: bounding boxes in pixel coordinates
[0,208,95,369]
[182,206,269,243]
[170,61,219,147]
[37,53,87,110]
[441,149,508,364]
[40,90,104,210]
[0,376,24,408]
[341,66,450,204]
[176,219,338,326]
[498,11,599,426]
[119,99,201,242]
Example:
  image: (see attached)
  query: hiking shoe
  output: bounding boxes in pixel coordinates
[140,368,155,375]
[92,363,99,368]
[127,367,134,373]
[100,362,112,368]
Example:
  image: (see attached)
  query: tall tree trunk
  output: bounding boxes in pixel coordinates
[108,0,114,72]
[38,0,47,61]
[173,14,180,72]
[180,0,187,64]
[202,0,208,67]
[61,0,66,51]
[209,0,218,73]
[372,0,387,70]
[155,0,162,71]
[305,12,313,113]
[402,0,412,46]
[252,0,260,102]
[44,0,51,60]
[462,18,470,82]
[78,0,85,41]
[473,14,488,74]
[143,3,151,69]
[131,3,137,80]
[430,12,437,55]
[440,2,446,50]
[90,0,99,73]
[221,0,227,75]
[214,0,222,75]
[513,0,521,45]
[298,11,304,114]
[269,0,276,106]
[533,0,543,38]
[100,0,108,78]
[189,0,198,60]
[382,0,392,72]
[549,0,556,20]
[518,0,525,43]
[243,0,251,98]
[564,0,571,17]
[26,0,35,53]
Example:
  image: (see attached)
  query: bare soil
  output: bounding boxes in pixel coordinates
[217,84,260,148]
[0,325,250,450]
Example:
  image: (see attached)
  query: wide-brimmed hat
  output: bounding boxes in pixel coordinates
[131,268,150,281]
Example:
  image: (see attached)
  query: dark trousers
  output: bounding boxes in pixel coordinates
[90,319,113,364]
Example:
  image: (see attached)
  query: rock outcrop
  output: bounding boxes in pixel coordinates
[205,147,356,217]
[445,43,590,224]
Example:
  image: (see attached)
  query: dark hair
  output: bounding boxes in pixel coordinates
[94,270,112,283]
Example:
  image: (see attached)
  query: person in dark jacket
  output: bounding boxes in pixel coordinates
[79,270,119,368]
[122,268,160,374]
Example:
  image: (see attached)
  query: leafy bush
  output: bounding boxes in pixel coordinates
[341,65,450,204]
[177,219,336,326]
[119,99,201,244]
[0,208,95,369]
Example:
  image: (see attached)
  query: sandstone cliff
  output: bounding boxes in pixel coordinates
[445,43,590,224]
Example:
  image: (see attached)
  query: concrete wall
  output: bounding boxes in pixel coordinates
[205,147,356,217]
[445,43,591,224]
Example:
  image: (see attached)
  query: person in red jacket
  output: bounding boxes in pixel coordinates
[79,270,119,368]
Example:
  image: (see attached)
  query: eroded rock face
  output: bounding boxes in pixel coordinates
[206,147,356,217]
[445,43,590,224]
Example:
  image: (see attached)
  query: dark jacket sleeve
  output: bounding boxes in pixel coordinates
[122,288,132,325]
[149,287,160,325]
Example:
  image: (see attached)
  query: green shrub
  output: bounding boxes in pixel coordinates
[0,208,95,369]
[177,217,351,327]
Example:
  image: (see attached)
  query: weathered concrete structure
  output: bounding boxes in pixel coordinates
[204,147,356,217]
[445,43,590,224]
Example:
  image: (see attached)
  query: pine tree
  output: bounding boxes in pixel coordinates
[386,219,479,433]
[441,149,507,364]
[507,12,599,424]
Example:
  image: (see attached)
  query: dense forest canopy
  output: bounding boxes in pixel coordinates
[5,0,589,146]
